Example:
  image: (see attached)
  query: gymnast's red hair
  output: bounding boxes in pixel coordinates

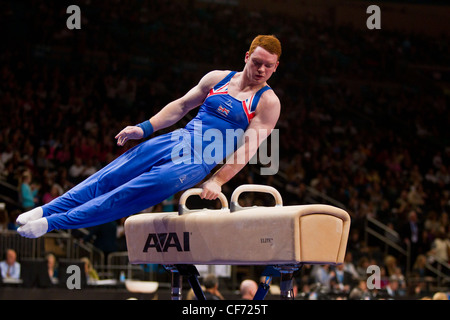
[248,35,282,60]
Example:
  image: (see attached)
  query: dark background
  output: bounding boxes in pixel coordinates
[0,0,449,300]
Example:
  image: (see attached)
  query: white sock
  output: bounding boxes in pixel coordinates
[16,207,44,225]
[17,218,48,238]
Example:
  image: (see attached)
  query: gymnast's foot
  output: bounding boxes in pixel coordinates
[16,207,43,226]
[17,218,48,238]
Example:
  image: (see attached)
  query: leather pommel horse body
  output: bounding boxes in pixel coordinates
[125,184,351,300]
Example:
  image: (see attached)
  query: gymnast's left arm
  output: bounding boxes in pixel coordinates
[200,92,281,200]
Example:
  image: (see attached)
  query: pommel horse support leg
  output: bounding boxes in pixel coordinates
[125,184,351,300]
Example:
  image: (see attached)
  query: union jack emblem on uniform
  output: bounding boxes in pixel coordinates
[217,106,230,116]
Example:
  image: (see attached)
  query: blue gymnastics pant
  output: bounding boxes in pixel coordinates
[42,130,210,232]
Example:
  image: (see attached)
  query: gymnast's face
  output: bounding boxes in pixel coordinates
[244,46,279,85]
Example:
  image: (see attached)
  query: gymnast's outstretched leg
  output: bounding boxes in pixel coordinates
[16,132,183,226]
[17,160,208,238]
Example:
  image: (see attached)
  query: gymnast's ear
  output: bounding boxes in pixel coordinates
[273,61,279,73]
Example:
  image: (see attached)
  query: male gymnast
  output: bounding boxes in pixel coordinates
[17,35,282,238]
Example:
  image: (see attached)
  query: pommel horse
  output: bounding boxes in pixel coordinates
[125,184,351,300]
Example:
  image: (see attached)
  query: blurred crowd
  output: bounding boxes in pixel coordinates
[0,0,449,298]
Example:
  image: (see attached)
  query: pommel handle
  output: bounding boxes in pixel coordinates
[230,184,283,212]
[178,188,229,215]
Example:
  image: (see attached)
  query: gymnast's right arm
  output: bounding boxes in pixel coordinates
[115,71,227,146]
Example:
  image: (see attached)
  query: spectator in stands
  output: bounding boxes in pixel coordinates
[55,167,74,193]
[68,157,85,184]
[385,275,403,299]
[348,279,372,300]
[356,256,371,280]
[412,280,431,299]
[400,210,424,265]
[411,254,433,280]
[80,257,99,283]
[427,228,450,267]
[437,212,449,235]
[42,183,63,205]
[239,279,258,300]
[0,204,8,231]
[80,158,98,179]
[202,274,224,300]
[383,255,405,285]
[45,252,58,284]
[392,267,407,296]
[432,291,449,300]
[343,252,360,281]
[0,248,21,280]
[423,210,440,240]
[329,264,356,294]
[311,264,332,289]
[19,171,39,211]
[186,286,206,300]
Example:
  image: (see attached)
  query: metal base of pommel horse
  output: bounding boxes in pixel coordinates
[254,265,303,300]
[124,184,351,301]
[163,264,206,300]
[162,263,302,301]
